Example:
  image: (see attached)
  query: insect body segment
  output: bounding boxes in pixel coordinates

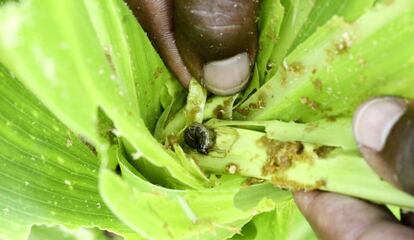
[184,123,216,154]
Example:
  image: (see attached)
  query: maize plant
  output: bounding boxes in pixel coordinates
[0,0,413,239]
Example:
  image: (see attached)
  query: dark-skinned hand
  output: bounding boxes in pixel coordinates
[295,97,414,240]
[125,1,414,239]
[125,0,259,95]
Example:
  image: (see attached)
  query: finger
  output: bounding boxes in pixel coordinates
[353,97,414,195]
[174,0,259,95]
[125,0,192,87]
[294,191,414,240]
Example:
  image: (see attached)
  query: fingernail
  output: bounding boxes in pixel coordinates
[353,97,407,152]
[203,52,251,96]
[354,97,414,195]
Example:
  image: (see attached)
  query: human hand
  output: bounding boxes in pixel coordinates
[125,2,414,238]
[124,0,259,95]
[294,97,414,240]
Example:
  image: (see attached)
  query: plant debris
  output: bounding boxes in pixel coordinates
[258,136,305,175]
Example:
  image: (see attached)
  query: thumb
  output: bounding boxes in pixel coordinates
[174,0,259,95]
[353,97,414,195]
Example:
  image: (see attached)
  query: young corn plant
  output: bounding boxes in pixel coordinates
[0,0,413,239]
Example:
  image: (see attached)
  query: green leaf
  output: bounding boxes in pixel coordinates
[286,207,317,240]
[83,0,182,131]
[289,0,375,54]
[246,202,295,240]
[185,80,207,125]
[206,118,356,150]
[236,0,414,121]
[262,0,375,83]
[194,125,414,209]
[0,65,134,240]
[263,0,314,83]
[99,145,291,240]
[0,0,204,188]
[159,93,238,143]
[232,201,312,240]
[1,0,412,238]
[255,0,284,85]
[29,225,117,240]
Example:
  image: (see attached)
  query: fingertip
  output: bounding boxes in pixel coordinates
[353,97,414,195]
[203,52,251,95]
[353,97,406,152]
[174,0,258,95]
[293,191,405,240]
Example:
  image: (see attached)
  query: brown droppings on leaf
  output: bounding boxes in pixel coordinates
[165,135,179,149]
[312,78,323,91]
[153,66,163,79]
[236,106,250,116]
[326,115,337,122]
[335,32,352,55]
[314,146,336,158]
[264,24,279,43]
[214,97,234,119]
[271,176,326,191]
[244,177,265,186]
[326,32,353,62]
[288,62,305,74]
[300,97,320,111]
[248,94,266,110]
[258,136,305,176]
[279,61,305,87]
[296,143,305,154]
[279,65,288,87]
[213,105,225,119]
[81,137,97,155]
[187,106,201,122]
[304,122,319,132]
[236,94,266,116]
[103,46,116,74]
[223,97,234,107]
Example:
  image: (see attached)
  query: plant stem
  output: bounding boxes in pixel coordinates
[190,125,414,209]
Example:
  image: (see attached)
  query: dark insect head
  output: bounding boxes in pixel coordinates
[184,123,216,154]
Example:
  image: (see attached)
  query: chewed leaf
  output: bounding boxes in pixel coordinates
[207,118,356,150]
[237,0,414,121]
[263,0,314,83]
[158,93,238,145]
[262,0,375,83]
[185,80,207,125]
[1,0,414,239]
[0,65,134,240]
[193,125,414,209]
